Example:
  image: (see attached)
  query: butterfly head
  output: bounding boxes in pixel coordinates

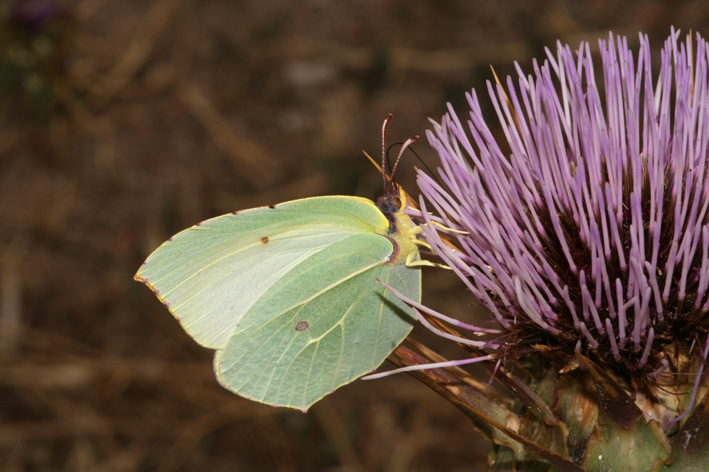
[376,182,405,221]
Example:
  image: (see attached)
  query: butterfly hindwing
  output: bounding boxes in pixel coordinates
[215,232,419,410]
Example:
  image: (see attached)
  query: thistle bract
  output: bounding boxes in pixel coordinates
[415,30,709,470]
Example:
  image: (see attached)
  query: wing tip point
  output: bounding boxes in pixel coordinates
[133,265,146,282]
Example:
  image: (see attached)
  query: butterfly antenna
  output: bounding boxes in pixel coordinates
[390,135,419,182]
[381,114,420,186]
[381,114,393,188]
[387,138,433,182]
[403,143,439,185]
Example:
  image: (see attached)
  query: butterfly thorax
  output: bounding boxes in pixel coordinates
[376,184,420,265]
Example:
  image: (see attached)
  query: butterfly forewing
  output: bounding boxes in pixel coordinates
[135,196,390,349]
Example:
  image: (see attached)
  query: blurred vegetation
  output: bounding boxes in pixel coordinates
[1,0,708,470]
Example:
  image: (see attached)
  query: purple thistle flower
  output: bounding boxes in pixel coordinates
[415,29,709,424]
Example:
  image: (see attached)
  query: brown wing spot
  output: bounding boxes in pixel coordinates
[261,236,269,244]
[268,204,276,209]
[295,321,309,332]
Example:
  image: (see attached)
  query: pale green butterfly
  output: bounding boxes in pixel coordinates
[135,116,422,411]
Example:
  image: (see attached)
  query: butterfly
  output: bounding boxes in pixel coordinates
[135,116,422,410]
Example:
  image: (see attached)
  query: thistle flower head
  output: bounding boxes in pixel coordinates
[417,30,709,424]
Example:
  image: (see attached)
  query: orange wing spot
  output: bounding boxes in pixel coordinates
[261,236,269,244]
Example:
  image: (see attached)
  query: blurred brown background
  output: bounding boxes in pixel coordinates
[1,1,708,470]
